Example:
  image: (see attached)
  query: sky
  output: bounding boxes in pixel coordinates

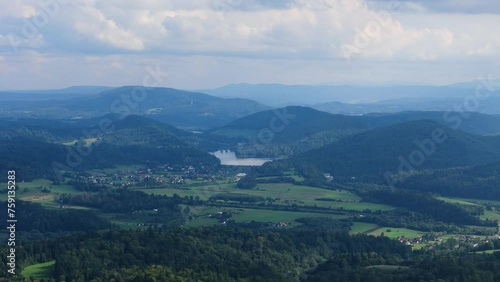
[0,0,499,90]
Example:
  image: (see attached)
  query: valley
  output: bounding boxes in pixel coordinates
[3,87,500,281]
[4,1,500,279]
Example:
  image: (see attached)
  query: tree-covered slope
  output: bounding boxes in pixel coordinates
[396,162,500,200]
[0,115,220,181]
[291,120,500,181]
[211,106,367,143]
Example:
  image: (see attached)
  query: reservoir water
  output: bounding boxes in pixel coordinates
[211,150,272,166]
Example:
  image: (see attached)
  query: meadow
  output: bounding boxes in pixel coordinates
[0,179,82,207]
[184,205,348,227]
[21,260,55,280]
[368,227,427,239]
[135,182,394,212]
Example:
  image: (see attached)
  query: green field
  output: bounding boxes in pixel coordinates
[281,169,305,182]
[436,197,480,206]
[0,179,82,207]
[481,210,500,221]
[2,178,395,232]
[475,249,500,254]
[368,227,426,239]
[136,183,394,212]
[134,183,235,200]
[22,260,55,279]
[86,164,144,175]
[185,205,347,227]
[350,222,378,234]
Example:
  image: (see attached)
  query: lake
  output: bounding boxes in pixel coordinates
[211,150,272,166]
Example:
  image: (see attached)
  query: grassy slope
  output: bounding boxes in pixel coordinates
[21,260,55,279]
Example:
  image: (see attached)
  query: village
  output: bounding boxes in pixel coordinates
[68,163,238,189]
[396,232,500,251]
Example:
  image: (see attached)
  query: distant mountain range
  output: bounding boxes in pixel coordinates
[198,82,500,105]
[199,82,500,115]
[312,96,500,116]
[0,86,270,130]
[3,83,500,130]
[359,111,500,136]
[0,86,113,101]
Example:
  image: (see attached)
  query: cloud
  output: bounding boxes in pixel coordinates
[1,0,498,61]
[367,0,500,14]
[73,6,145,51]
[0,0,37,18]
[0,0,499,89]
[0,56,18,75]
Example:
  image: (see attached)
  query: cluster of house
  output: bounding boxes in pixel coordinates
[204,209,239,219]
[397,236,429,246]
[268,222,289,228]
[456,234,500,248]
[397,233,500,250]
[323,173,333,182]
[73,164,219,188]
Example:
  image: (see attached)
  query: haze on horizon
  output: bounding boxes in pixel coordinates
[0,0,499,90]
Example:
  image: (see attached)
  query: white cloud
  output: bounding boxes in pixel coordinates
[4,0,499,61]
[0,0,499,89]
[0,56,18,75]
[73,6,145,51]
[0,0,37,18]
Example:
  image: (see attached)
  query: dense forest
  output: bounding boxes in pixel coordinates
[364,189,493,227]
[396,162,500,200]
[0,201,111,238]
[305,251,500,282]
[4,226,500,281]
[1,227,410,281]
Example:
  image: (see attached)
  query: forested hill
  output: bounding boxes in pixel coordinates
[210,106,367,143]
[287,120,500,181]
[98,115,190,147]
[0,115,219,181]
[213,108,500,141]
[67,86,270,129]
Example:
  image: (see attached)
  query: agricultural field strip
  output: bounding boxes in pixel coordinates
[185,205,348,227]
[135,183,394,212]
